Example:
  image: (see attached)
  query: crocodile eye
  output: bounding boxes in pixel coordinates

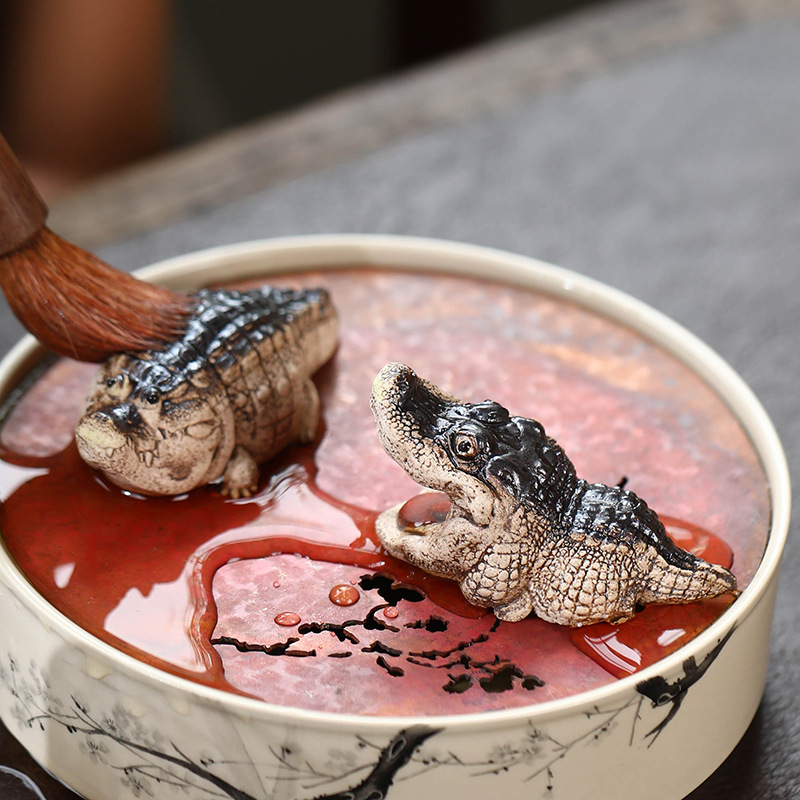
[142,388,161,405]
[452,432,479,459]
[106,375,121,388]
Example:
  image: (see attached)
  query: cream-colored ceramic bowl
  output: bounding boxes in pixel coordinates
[0,236,789,800]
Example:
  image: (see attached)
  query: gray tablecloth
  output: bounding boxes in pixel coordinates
[1,16,798,800]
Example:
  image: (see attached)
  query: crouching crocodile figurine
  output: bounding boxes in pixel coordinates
[371,362,738,626]
[76,286,338,497]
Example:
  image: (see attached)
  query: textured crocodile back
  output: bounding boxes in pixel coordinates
[132,285,337,462]
[563,480,700,571]
[484,416,579,520]
[201,287,337,460]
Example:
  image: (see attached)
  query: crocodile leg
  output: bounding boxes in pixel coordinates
[220,445,259,498]
[461,541,531,621]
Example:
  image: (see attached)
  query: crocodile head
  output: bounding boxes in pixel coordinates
[372,363,539,578]
[371,362,503,522]
[75,353,235,495]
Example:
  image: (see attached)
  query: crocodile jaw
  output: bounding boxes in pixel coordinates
[75,405,228,496]
[75,414,158,492]
[375,499,488,580]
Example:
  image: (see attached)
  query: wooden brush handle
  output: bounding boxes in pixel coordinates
[0,132,48,256]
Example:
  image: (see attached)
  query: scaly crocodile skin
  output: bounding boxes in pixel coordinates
[371,362,737,626]
[75,286,338,497]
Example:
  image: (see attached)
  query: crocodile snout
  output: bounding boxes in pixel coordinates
[75,403,144,471]
[376,362,415,400]
[95,403,143,434]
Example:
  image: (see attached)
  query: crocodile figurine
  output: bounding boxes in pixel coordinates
[75,286,338,497]
[371,362,738,626]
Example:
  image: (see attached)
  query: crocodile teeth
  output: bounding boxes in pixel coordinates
[138,451,155,467]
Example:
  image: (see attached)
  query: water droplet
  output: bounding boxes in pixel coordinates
[274,612,301,627]
[399,492,450,529]
[329,584,360,606]
[272,580,281,588]
[384,606,399,619]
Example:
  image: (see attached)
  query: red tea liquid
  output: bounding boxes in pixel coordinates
[0,269,764,716]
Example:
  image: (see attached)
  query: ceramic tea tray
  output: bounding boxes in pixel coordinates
[0,236,789,800]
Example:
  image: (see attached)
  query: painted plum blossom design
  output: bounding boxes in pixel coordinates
[0,632,731,799]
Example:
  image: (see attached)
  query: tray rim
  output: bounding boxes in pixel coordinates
[0,233,790,733]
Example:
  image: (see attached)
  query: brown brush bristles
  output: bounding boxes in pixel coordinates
[0,228,194,362]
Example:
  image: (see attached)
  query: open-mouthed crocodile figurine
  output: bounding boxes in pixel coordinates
[371,362,738,626]
[76,286,338,497]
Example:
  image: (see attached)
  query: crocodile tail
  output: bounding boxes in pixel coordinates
[639,553,738,606]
